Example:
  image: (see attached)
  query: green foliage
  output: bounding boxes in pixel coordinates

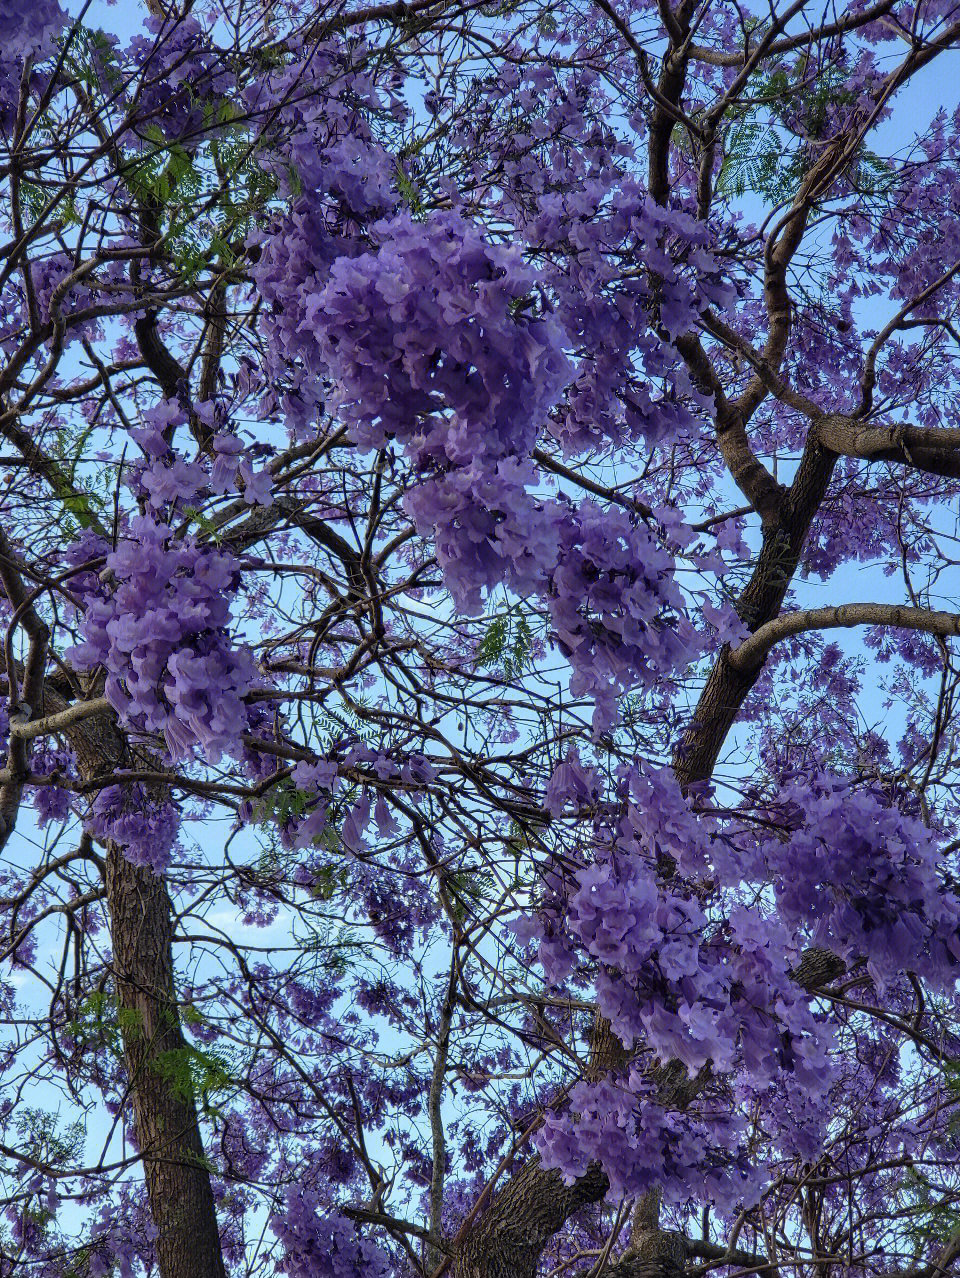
[249,778,348,859]
[181,1002,207,1026]
[179,505,227,544]
[303,925,371,976]
[394,161,424,216]
[58,28,279,289]
[69,25,124,96]
[446,863,499,924]
[149,1043,237,1117]
[17,180,80,230]
[15,1107,85,1166]
[67,991,131,1057]
[47,417,110,535]
[477,604,535,678]
[898,1162,960,1251]
[715,118,785,201]
[126,134,201,209]
[308,862,347,901]
[715,63,895,205]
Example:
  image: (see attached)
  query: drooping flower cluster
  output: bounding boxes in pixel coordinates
[532,181,733,451]
[28,745,74,827]
[755,776,960,989]
[257,746,436,856]
[444,58,734,450]
[402,457,560,616]
[539,1072,764,1211]
[244,38,402,216]
[67,517,257,762]
[125,15,232,150]
[0,1,68,136]
[300,209,702,726]
[31,252,95,329]
[523,759,960,1209]
[313,211,573,464]
[85,783,180,874]
[126,397,273,510]
[249,39,405,431]
[549,503,700,728]
[271,1189,393,1278]
[0,0,66,60]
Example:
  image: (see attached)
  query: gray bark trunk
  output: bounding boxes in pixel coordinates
[64,702,227,1278]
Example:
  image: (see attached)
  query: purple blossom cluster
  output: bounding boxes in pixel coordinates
[0,1,67,150]
[28,745,74,826]
[524,759,960,1207]
[26,252,127,348]
[756,776,960,989]
[447,59,733,450]
[85,783,180,874]
[126,15,232,149]
[249,39,405,431]
[540,1073,764,1211]
[83,1186,159,1277]
[30,253,96,334]
[129,398,273,510]
[534,183,733,450]
[245,39,402,215]
[313,211,572,464]
[549,503,700,729]
[403,458,559,615]
[0,0,66,61]
[67,517,257,762]
[271,1190,393,1278]
[300,209,701,725]
[278,747,429,844]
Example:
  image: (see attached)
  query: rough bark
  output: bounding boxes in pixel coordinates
[728,601,960,671]
[59,704,228,1278]
[104,848,228,1278]
[791,947,846,993]
[452,1160,611,1278]
[818,413,960,479]
[608,1227,687,1278]
[674,433,837,788]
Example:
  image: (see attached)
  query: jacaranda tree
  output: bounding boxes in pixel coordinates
[2,1,960,1275]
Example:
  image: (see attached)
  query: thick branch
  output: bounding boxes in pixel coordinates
[8,694,112,739]
[674,430,837,787]
[452,1159,610,1278]
[133,310,187,400]
[41,694,227,1278]
[818,414,960,479]
[728,603,960,673]
[685,2,896,68]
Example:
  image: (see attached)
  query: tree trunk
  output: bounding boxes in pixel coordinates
[673,434,837,787]
[452,1159,610,1278]
[105,847,227,1278]
[61,701,227,1278]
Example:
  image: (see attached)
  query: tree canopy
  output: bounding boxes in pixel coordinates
[2,2,960,1277]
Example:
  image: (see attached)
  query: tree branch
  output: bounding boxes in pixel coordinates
[817,414,960,479]
[728,603,960,674]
